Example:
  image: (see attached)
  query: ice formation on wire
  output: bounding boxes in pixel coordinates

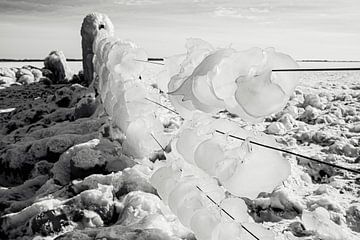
[149,114,289,239]
[93,30,168,158]
[165,38,216,119]
[167,39,300,122]
[93,24,290,239]
[175,114,291,199]
[150,162,275,240]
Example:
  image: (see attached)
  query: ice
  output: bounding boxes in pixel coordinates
[221,134,290,199]
[157,53,186,92]
[240,222,275,240]
[93,35,169,158]
[149,143,279,240]
[302,207,353,240]
[211,222,242,240]
[123,115,168,158]
[176,128,209,165]
[177,195,204,227]
[175,116,291,199]
[219,197,249,223]
[167,40,299,122]
[190,208,221,240]
[167,181,201,215]
[93,34,289,239]
[194,137,226,176]
[150,166,181,202]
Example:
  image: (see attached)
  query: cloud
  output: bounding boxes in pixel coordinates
[0,0,53,14]
[115,0,160,6]
[0,0,120,16]
[0,0,359,60]
[213,7,261,20]
[249,7,269,14]
[213,7,243,18]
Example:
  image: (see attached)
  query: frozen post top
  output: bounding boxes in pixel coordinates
[81,12,114,86]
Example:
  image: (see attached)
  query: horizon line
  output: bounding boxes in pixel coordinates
[1,58,360,63]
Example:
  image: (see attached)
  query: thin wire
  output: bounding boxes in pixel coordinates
[135,59,360,72]
[1,58,359,63]
[147,58,164,61]
[196,186,260,240]
[134,58,360,63]
[144,98,360,175]
[272,67,360,72]
[215,130,360,175]
[134,59,165,65]
[150,133,165,151]
[144,97,182,116]
[296,60,360,63]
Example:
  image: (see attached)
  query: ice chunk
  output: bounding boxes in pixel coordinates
[176,128,209,165]
[240,222,275,240]
[220,197,249,223]
[194,137,226,176]
[175,117,290,199]
[150,166,181,202]
[123,115,168,158]
[211,222,242,240]
[302,207,353,240]
[168,43,299,122]
[190,208,221,240]
[221,134,290,199]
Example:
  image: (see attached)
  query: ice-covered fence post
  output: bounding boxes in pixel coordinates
[81,13,114,86]
[89,13,169,158]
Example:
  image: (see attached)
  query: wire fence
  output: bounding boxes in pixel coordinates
[144,98,360,175]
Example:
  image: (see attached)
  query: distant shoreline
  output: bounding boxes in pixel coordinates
[0,59,82,62]
[0,58,359,63]
[296,60,360,63]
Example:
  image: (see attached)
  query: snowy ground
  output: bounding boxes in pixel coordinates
[0,70,359,240]
[234,71,360,239]
[153,70,360,239]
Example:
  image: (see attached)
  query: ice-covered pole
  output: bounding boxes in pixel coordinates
[81,12,114,86]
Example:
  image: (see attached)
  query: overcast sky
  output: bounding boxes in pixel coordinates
[0,0,359,60]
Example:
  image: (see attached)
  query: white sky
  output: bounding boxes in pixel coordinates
[0,0,359,60]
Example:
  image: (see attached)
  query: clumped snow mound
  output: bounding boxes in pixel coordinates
[302,207,354,240]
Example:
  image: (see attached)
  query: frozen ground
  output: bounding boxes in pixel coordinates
[0,71,359,240]
[257,71,360,239]
[157,70,360,239]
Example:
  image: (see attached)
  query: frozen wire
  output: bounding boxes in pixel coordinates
[196,186,260,240]
[134,59,164,65]
[147,58,164,61]
[150,133,165,151]
[136,59,360,72]
[215,130,360,175]
[272,67,360,72]
[138,60,360,72]
[135,58,360,63]
[144,98,360,175]
[135,57,360,72]
[144,97,182,116]
[296,60,360,63]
